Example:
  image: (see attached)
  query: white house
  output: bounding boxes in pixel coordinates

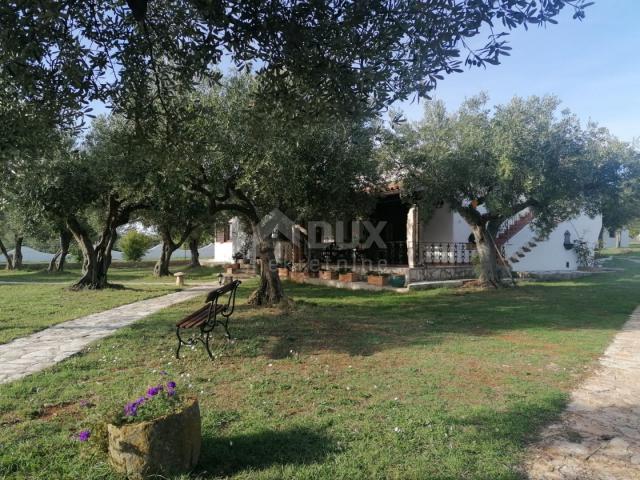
[206,218,251,264]
[209,187,603,284]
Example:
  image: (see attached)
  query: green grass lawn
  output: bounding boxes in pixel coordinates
[0,264,222,344]
[1,253,639,479]
[0,263,222,284]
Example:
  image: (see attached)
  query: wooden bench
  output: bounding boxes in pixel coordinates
[175,280,241,359]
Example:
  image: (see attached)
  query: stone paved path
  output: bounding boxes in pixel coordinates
[0,286,214,385]
[524,306,640,479]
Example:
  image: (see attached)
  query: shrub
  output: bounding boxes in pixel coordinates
[119,230,153,262]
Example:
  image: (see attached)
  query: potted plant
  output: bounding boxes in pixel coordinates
[388,275,406,288]
[367,271,389,286]
[277,262,289,279]
[290,271,306,282]
[338,269,361,283]
[289,263,306,283]
[319,269,338,280]
[107,381,201,479]
[305,270,319,279]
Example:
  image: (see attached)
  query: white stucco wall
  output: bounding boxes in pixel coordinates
[211,217,254,263]
[452,212,474,243]
[420,205,454,242]
[212,241,234,263]
[505,213,602,272]
[622,229,632,247]
[603,229,630,248]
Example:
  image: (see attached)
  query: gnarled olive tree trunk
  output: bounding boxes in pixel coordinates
[189,237,200,268]
[471,224,502,287]
[247,221,286,306]
[48,229,72,273]
[457,207,507,288]
[153,224,196,277]
[67,218,111,289]
[0,238,13,270]
[66,196,140,289]
[153,240,178,277]
[11,235,24,270]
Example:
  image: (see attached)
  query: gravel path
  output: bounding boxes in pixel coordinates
[524,306,640,479]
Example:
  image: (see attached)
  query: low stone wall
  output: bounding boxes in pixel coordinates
[317,264,475,282]
[407,265,475,283]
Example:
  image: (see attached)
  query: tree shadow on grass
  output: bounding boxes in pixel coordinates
[197,426,334,477]
[233,269,640,358]
[139,263,640,359]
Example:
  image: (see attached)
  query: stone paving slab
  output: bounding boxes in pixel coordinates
[524,306,640,479]
[0,286,215,385]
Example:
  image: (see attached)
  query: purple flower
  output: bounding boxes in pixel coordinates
[124,402,138,417]
[167,381,176,389]
[146,385,163,398]
[134,396,146,406]
[76,430,91,442]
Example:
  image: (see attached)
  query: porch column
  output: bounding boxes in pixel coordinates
[406,205,419,268]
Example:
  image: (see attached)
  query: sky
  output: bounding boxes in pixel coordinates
[395,0,640,142]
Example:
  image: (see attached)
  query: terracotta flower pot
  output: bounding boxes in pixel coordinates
[367,274,388,286]
[277,267,290,279]
[290,271,306,283]
[319,270,338,280]
[108,398,201,479]
[339,272,361,283]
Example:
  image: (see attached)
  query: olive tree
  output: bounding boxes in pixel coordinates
[581,127,640,242]
[1,1,592,123]
[184,77,379,305]
[390,95,592,287]
[16,118,156,288]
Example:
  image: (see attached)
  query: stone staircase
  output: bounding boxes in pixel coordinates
[508,238,542,264]
[496,210,535,247]
[495,210,539,265]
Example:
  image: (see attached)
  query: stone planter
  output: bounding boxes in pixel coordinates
[108,398,201,479]
[277,267,289,279]
[367,274,388,287]
[319,270,338,280]
[339,272,361,283]
[290,271,306,283]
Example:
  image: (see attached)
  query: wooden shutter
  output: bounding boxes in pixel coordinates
[216,225,226,243]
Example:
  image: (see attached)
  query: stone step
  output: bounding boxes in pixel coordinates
[510,256,520,263]
[522,246,532,252]
[517,251,526,258]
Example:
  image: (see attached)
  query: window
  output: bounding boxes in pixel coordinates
[216,223,231,243]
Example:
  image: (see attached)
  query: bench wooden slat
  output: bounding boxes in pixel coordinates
[176,304,209,328]
[177,304,225,328]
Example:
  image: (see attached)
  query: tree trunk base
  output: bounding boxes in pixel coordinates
[247,287,291,308]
